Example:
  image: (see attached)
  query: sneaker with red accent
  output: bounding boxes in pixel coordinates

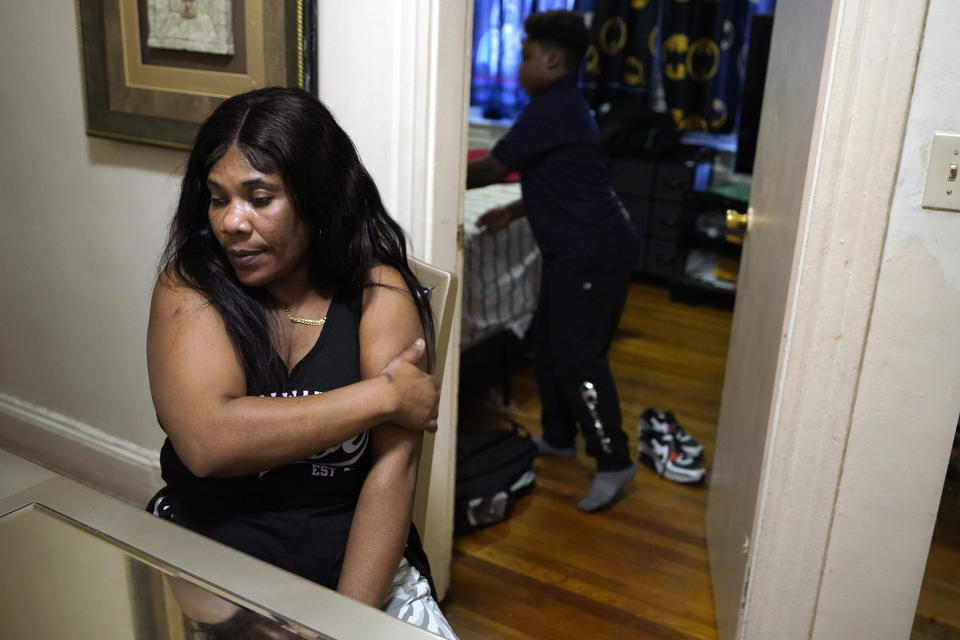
[637,425,706,484]
[638,409,704,459]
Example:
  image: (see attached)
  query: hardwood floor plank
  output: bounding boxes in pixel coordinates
[458,536,715,623]
[448,552,715,640]
[440,606,542,640]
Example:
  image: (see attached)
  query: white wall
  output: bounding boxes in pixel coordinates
[315,2,466,270]
[0,2,182,500]
[811,0,960,635]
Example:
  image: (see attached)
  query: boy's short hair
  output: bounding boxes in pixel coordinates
[523,10,589,71]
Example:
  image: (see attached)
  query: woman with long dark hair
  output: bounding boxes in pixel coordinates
[146,87,456,638]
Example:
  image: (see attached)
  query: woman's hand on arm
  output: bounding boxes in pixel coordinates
[146,273,434,479]
[336,265,430,607]
[378,339,439,432]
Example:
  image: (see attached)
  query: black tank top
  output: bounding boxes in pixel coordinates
[152,288,437,597]
[158,290,372,512]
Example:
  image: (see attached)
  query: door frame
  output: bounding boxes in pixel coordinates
[709,0,960,637]
[316,0,472,599]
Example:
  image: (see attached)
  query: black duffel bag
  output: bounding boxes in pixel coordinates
[454,422,538,535]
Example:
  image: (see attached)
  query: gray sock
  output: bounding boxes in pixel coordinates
[532,435,575,458]
[577,465,637,513]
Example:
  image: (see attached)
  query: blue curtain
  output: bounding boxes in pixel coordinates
[584,0,775,133]
[471,0,593,120]
[471,0,774,130]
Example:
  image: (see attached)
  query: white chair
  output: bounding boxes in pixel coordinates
[409,258,458,535]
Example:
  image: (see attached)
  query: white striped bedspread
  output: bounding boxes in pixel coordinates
[461,182,541,350]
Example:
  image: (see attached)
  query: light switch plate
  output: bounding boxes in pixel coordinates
[922,132,960,212]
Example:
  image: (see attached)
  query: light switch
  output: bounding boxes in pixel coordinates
[923,132,960,212]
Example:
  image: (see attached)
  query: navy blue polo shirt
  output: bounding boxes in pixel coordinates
[491,74,639,267]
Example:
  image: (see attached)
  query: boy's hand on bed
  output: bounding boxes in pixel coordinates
[379,339,439,432]
[477,205,514,233]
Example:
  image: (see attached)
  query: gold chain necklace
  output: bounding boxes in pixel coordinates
[280,303,327,327]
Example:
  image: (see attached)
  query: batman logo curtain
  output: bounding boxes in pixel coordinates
[470,0,774,131]
[585,0,775,133]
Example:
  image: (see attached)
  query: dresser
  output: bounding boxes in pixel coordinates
[611,145,714,280]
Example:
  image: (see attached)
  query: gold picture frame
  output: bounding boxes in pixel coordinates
[77,0,317,150]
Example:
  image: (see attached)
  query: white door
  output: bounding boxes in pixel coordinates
[704,0,839,633]
[705,0,948,637]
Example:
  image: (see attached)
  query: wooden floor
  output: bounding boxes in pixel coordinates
[443,282,733,640]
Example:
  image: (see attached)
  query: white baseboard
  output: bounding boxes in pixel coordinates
[0,393,162,506]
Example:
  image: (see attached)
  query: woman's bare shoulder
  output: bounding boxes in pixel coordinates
[149,267,217,329]
[358,264,423,374]
[147,268,238,388]
[361,264,416,311]
[364,263,409,289]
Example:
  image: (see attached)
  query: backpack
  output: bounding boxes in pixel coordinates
[454,422,538,535]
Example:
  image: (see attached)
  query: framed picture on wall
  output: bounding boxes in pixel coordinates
[77,0,317,150]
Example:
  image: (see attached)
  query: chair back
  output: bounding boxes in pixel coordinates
[409,258,458,534]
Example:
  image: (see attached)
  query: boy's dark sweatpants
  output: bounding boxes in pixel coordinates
[532,255,634,471]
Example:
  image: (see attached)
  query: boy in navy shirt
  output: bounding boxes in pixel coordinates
[467,10,641,512]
